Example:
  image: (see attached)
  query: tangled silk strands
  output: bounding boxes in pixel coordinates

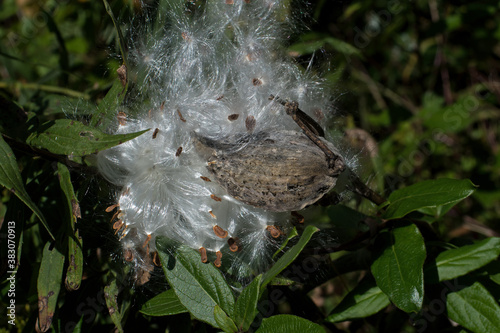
[97,0,353,279]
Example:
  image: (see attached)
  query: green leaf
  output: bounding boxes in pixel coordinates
[255,315,325,333]
[140,289,188,316]
[382,179,476,220]
[102,0,128,68]
[326,280,390,323]
[447,282,500,332]
[26,119,148,156]
[234,275,262,331]
[104,279,124,333]
[156,238,235,328]
[37,242,65,332]
[0,136,54,240]
[91,80,128,128]
[261,225,319,290]
[273,227,298,258]
[371,224,426,313]
[57,163,83,291]
[426,237,500,283]
[214,305,238,333]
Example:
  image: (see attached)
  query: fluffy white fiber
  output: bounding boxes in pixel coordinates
[97,0,347,278]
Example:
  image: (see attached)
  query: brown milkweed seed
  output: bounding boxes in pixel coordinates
[113,220,123,234]
[291,211,305,224]
[252,78,262,86]
[266,225,282,239]
[227,237,240,252]
[245,115,256,132]
[153,251,161,266]
[123,249,134,262]
[117,112,127,126]
[200,176,212,182]
[110,209,122,223]
[228,114,239,121]
[199,247,208,263]
[142,234,152,248]
[118,225,128,240]
[152,128,159,139]
[175,147,183,157]
[213,225,228,238]
[105,204,119,212]
[210,194,222,202]
[216,95,224,100]
[209,211,216,219]
[177,110,186,122]
[214,251,222,267]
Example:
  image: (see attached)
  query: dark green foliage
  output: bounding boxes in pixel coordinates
[1,1,499,332]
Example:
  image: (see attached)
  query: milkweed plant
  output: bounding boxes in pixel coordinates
[1,0,499,332]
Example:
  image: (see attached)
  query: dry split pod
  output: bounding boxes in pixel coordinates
[195,129,345,212]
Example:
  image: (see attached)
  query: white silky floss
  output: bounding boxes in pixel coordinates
[97,0,342,278]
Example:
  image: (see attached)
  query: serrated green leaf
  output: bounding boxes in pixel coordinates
[91,80,128,128]
[234,275,262,331]
[26,119,148,156]
[214,305,238,333]
[57,163,83,291]
[382,179,476,220]
[37,242,65,332]
[104,279,124,333]
[261,225,319,290]
[0,136,54,240]
[140,289,188,316]
[371,224,426,313]
[326,280,390,323]
[447,282,500,332]
[426,237,500,283]
[255,314,325,333]
[156,238,235,328]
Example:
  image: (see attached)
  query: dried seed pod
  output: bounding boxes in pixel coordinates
[199,247,208,263]
[214,250,222,267]
[213,225,228,238]
[200,176,211,182]
[266,225,282,238]
[195,130,344,212]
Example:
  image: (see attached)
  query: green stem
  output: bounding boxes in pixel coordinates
[0,81,90,99]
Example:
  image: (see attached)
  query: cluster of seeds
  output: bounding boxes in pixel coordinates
[96,0,345,279]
